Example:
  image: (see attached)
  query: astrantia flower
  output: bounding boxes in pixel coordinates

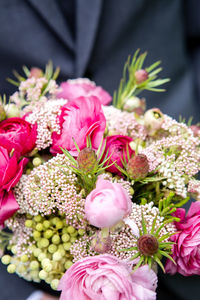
[58,254,157,300]
[51,96,106,156]
[57,78,112,105]
[166,202,200,276]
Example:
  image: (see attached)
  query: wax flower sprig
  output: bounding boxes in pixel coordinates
[113,49,170,109]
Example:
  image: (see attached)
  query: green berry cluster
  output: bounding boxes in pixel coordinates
[1,214,85,290]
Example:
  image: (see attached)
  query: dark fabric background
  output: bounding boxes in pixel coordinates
[0,1,199,299]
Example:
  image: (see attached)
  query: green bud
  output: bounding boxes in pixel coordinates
[51,279,59,290]
[52,235,60,245]
[65,260,73,270]
[17,265,26,274]
[43,263,52,273]
[77,148,98,173]
[48,244,57,254]
[11,246,17,254]
[56,220,63,230]
[0,104,6,121]
[61,233,70,242]
[33,231,41,240]
[5,104,20,118]
[43,220,50,229]
[7,264,16,273]
[70,236,77,243]
[39,238,49,248]
[36,223,43,232]
[78,229,85,236]
[51,217,60,226]
[33,248,42,257]
[32,157,42,167]
[44,229,53,239]
[52,251,62,261]
[34,215,42,223]
[20,254,29,263]
[1,255,11,265]
[67,226,75,234]
[63,242,71,251]
[38,253,46,262]
[30,261,39,270]
[25,220,33,228]
[62,227,68,234]
[39,270,48,280]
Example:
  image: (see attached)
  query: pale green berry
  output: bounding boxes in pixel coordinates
[1,255,11,265]
[52,251,62,261]
[65,260,73,269]
[36,223,43,232]
[34,215,42,223]
[45,275,53,284]
[62,227,68,234]
[67,226,75,234]
[39,270,48,280]
[52,235,60,245]
[30,270,39,280]
[70,231,78,237]
[44,229,53,239]
[38,253,46,262]
[78,229,85,236]
[70,236,77,243]
[51,217,60,225]
[48,244,57,254]
[58,249,65,256]
[43,220,50,229]
[39,238,49,248]
[33,248,42,257]
[25,220,33,228]
[63,242,71,251]
[41,258,51,267]
[26,168,31,175]
[51,279,59,290]
[20,255,28,263]
[7,264,16,273]
[30,261,39,270]
[33,157,42,167]
[11,246,17,254]
[56,221,63,230]
[33,231,41,240]
[61,233,70,242]
[43,263,52,273]
[17,265,26,274]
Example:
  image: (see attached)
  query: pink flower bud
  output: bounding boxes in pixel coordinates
[77,147,98,173]
[127,154,149,179]
[190,125,200,137]
[29,67,43,79]
[144,108,164,135]
[85,178,132,228]
[123,97,146,115]
[135,69,148,84]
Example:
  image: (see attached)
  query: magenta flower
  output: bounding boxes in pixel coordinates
[165,202,200,276]
[0,146,28,226]
[58,254,157,300]
[51,96,106,156]
[57,78,112,105]
[0,117,37,155]
[85,177,132,228]
[102,135,134,175]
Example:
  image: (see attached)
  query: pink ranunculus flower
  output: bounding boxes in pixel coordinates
[102,135,134,175]
[85,178,132,228]
[58,254,157,300]
[0,146,28,226]
[51,96,106,156]
[57,78,112,105]
[0,117,37,155]
[165,202,200,276]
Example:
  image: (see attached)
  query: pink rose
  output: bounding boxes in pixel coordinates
[0,117,37,155]
[0,146,28,226]
[57,78,112,105]
[51,96,106,156]
[58,254,157,300]
[102,135,134,174]
[165,202,200,276]
[85,178,132,228]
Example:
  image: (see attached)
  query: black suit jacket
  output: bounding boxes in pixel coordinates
[0,1,200,299]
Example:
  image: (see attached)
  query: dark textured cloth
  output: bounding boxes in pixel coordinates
[0,1,199,299]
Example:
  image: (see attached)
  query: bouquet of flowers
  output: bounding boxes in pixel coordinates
[0,51,200,300]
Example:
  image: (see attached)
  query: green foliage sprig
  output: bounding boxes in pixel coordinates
[113,49,170,109]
